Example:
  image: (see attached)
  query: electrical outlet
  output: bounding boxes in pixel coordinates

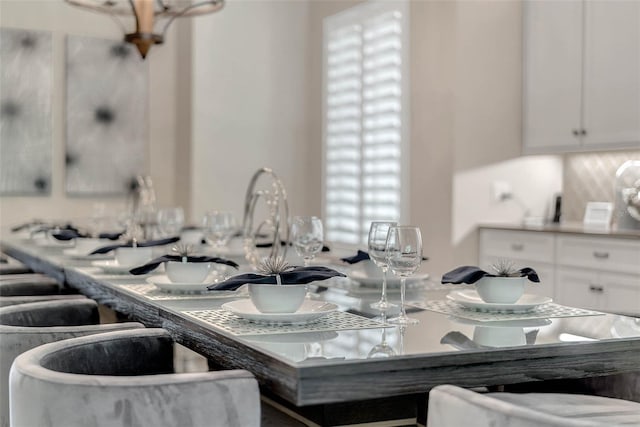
[492,181,512,202]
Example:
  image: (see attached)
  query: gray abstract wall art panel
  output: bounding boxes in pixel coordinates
[66,35,148,196]
[0,28,52,196]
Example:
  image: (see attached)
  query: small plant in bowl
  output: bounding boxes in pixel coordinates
[476,259,526,304]
[165,244,211,283]
[248,257,308,313]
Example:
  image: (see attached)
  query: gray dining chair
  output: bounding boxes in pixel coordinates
[0,273,61,296]
[427,384,640,427]
[0,299,144,427]
[0,293,87,307]
[9,328,261,427]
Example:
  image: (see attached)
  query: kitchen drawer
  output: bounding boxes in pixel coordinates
[556,235,640,275]
[479,229,555,264]
[555,267,640,315]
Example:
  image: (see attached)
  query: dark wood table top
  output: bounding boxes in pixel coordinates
[3,237,640,411]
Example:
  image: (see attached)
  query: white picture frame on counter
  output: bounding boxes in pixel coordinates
[583,202,613,229]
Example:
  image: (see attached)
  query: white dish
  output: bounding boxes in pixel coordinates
[63,249,113,261]
[146,274,216,293]
[91,260,139,275]
[222,299,338,325]
[447,290,552,313]
[350,270,430,288]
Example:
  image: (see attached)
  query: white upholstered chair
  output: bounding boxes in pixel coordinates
[9,328,261,427]
[427,384,640,427]
[0,299,144,427]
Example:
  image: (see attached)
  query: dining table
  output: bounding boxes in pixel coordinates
[2,234,640,426]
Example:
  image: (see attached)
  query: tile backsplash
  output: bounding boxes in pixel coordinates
[563,150,640,222]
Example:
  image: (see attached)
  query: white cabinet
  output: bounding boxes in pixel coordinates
[555,235,640,315]
[523,0,640,153]
[479,228,640,315]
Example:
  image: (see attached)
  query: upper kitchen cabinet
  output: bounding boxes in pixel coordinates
[523,0,640,153]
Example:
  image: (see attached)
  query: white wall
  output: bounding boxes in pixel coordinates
[190,1,311,225]
[453,156,563,245]
[0,0,183,232]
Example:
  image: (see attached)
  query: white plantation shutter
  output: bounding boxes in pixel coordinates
[323,1,408,245]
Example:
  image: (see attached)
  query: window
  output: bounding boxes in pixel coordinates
[323,0,409,245]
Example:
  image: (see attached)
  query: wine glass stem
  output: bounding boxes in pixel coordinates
[380,267,388,304]
[303,258,310,267]
[400,277,407,318]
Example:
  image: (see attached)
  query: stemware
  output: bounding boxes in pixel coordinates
[368,221,398,311]
[291,216,323,267]
[203,211,236,249]
[367,313,396,358]
[386,226,423,325]
[156,207,185,238]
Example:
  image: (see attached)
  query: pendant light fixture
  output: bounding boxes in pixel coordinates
[65,0,224,59]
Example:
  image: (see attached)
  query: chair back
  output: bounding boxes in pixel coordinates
[10,328,260,427]
[0,299,144,427]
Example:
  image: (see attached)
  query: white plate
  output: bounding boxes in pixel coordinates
[146,274,216,294]
[63,249,113,260]
[91,260,139,275]
[350,270,430,288]
[447,290,552,313]
[222,299,338,325]
[34,240,74,249]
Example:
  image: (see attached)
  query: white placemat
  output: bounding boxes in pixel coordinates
[120,283,246,301]
[415,300,604,322]
[183,309,390,336]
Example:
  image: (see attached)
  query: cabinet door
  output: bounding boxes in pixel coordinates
[523,0,583,152]
[555,267,602,310]
[583,0,640,148]
[599,271,640,316]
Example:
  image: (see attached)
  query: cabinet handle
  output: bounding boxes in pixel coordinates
[589,284,604,293]
[592,251,609,259]
[511,243,524,251]
[572,129,580,136]
[581,129,587,136]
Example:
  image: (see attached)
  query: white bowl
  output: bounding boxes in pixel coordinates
[473,326,526,348]
[475,276,526,304]
[165,261,211,283]
[248,284,307,313]
[74,238,111,255]
[115,247,152,267]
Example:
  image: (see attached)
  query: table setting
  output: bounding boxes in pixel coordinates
[417,260,604,323]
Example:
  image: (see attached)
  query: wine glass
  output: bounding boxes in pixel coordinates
[368,221,398,311]
[203,211,236,250]
[291,216,323,267]
[386,226,423,325]
[367,313,396,358]
[156,207,185,238]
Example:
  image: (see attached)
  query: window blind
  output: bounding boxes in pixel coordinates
[324,1,407,245]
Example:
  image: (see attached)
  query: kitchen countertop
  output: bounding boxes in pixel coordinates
[480,222,640,240]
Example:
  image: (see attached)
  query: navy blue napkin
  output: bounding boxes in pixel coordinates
[51,229,124,241]
[340,250,370,264]
[207,266,346,291]
[340,250,428,264]
[441,266,540,284]
[129,255,239,275]
[11,220,45,232]
[255,240,330,252]
[89,237,181,255]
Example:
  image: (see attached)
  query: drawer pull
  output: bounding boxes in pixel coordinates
[592,251,609,259]
[589,285,604,293]
[511,243,524,251]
